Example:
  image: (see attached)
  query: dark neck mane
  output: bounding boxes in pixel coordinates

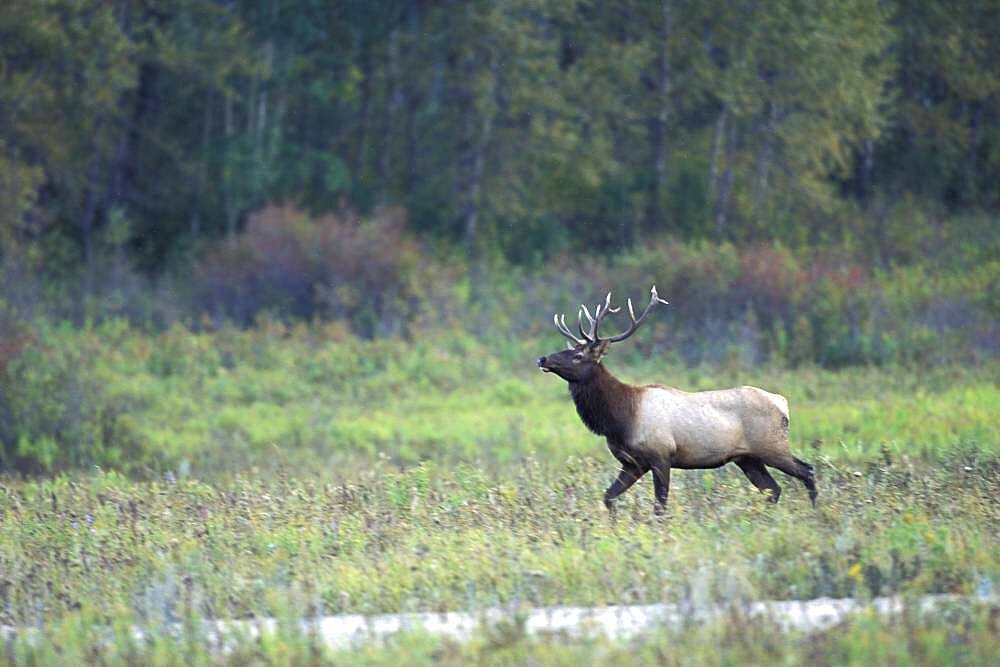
[568,364,640,444]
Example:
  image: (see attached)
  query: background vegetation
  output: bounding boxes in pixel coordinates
[1,1,997,378]
[0,320,998,474]
[1,0,998,318]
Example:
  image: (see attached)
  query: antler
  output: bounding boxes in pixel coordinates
[553,292,619,346]
[553,312,586,346]
[578,292,619,342]
[604,285,669,343]
[553,286,667,346]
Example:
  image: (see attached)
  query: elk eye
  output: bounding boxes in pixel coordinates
[572,352,584,362]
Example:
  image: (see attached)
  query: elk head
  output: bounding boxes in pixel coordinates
[536,286,669,383]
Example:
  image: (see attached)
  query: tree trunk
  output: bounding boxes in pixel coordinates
[402,0,420,195]
[223,91,237,237]
[191,94,213,237]
[102,1,137,221]
[713,111,735,239]
[708,108,726,204]
[248,40,271,202]
[751,103,778,225]
[457,54,498,304]
[78,125,105,315]
[380,28,402,202]
[644,0,672,232]
[355,29,372,187]
[603,112,634,246]
[103,64,154,232]
[962,103,982,205]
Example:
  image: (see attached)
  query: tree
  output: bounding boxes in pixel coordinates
[871,0,1000,209]
[704,0,892,242]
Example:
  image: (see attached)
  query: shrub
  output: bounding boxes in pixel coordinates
[479,236,996,367]
[192,204,420,336]
[0,320,146,473]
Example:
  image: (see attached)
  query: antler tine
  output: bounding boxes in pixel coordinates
[605,285,670,343]
[576,308,592,342]
[562,314,585,344]
[553,312,565,337]
[554,312,586,346]
[580,303,598,340]
[561,314,586,347]
[596,292,620,318]
[651,284,669,305]
[588,291,622,340]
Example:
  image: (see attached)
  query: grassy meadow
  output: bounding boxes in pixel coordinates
[5,318,999,474]
[1,321,998,663]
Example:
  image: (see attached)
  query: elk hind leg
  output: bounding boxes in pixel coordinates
[649,456,671,516]
[793,456,818,507]
[765,455,817,507]
[735,457,782,503]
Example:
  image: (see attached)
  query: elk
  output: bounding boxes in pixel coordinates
[536,286,817,515]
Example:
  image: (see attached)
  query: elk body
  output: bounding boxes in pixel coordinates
[537,287,817,514]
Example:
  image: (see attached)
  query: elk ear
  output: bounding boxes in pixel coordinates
[592,339,611,360]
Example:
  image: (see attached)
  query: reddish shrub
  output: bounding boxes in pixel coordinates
[736,243,803,320]
[193,204,418,335]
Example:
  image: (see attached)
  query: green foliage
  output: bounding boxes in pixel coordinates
[0,320,145,472]
[1,315,997,476]
[0,140,43,254]
[1,0,996,274]
[876,1,1000,209]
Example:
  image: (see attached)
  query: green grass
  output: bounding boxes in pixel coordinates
[2,321,999,662]
[2,455,997,624]
[9,319,996,474]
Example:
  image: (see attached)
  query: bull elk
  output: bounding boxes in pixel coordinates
[537,286,817,515]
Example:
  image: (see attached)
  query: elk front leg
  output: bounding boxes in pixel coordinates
[650,456,671,516]
[604,461,646,514]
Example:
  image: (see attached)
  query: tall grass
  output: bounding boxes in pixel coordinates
[2,454,997,625]
[1,455,998,662]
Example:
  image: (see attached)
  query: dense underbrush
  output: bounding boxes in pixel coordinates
[4,207,998,367]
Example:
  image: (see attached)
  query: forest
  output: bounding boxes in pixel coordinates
[1,2,999,661]
[1,0,997,307]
